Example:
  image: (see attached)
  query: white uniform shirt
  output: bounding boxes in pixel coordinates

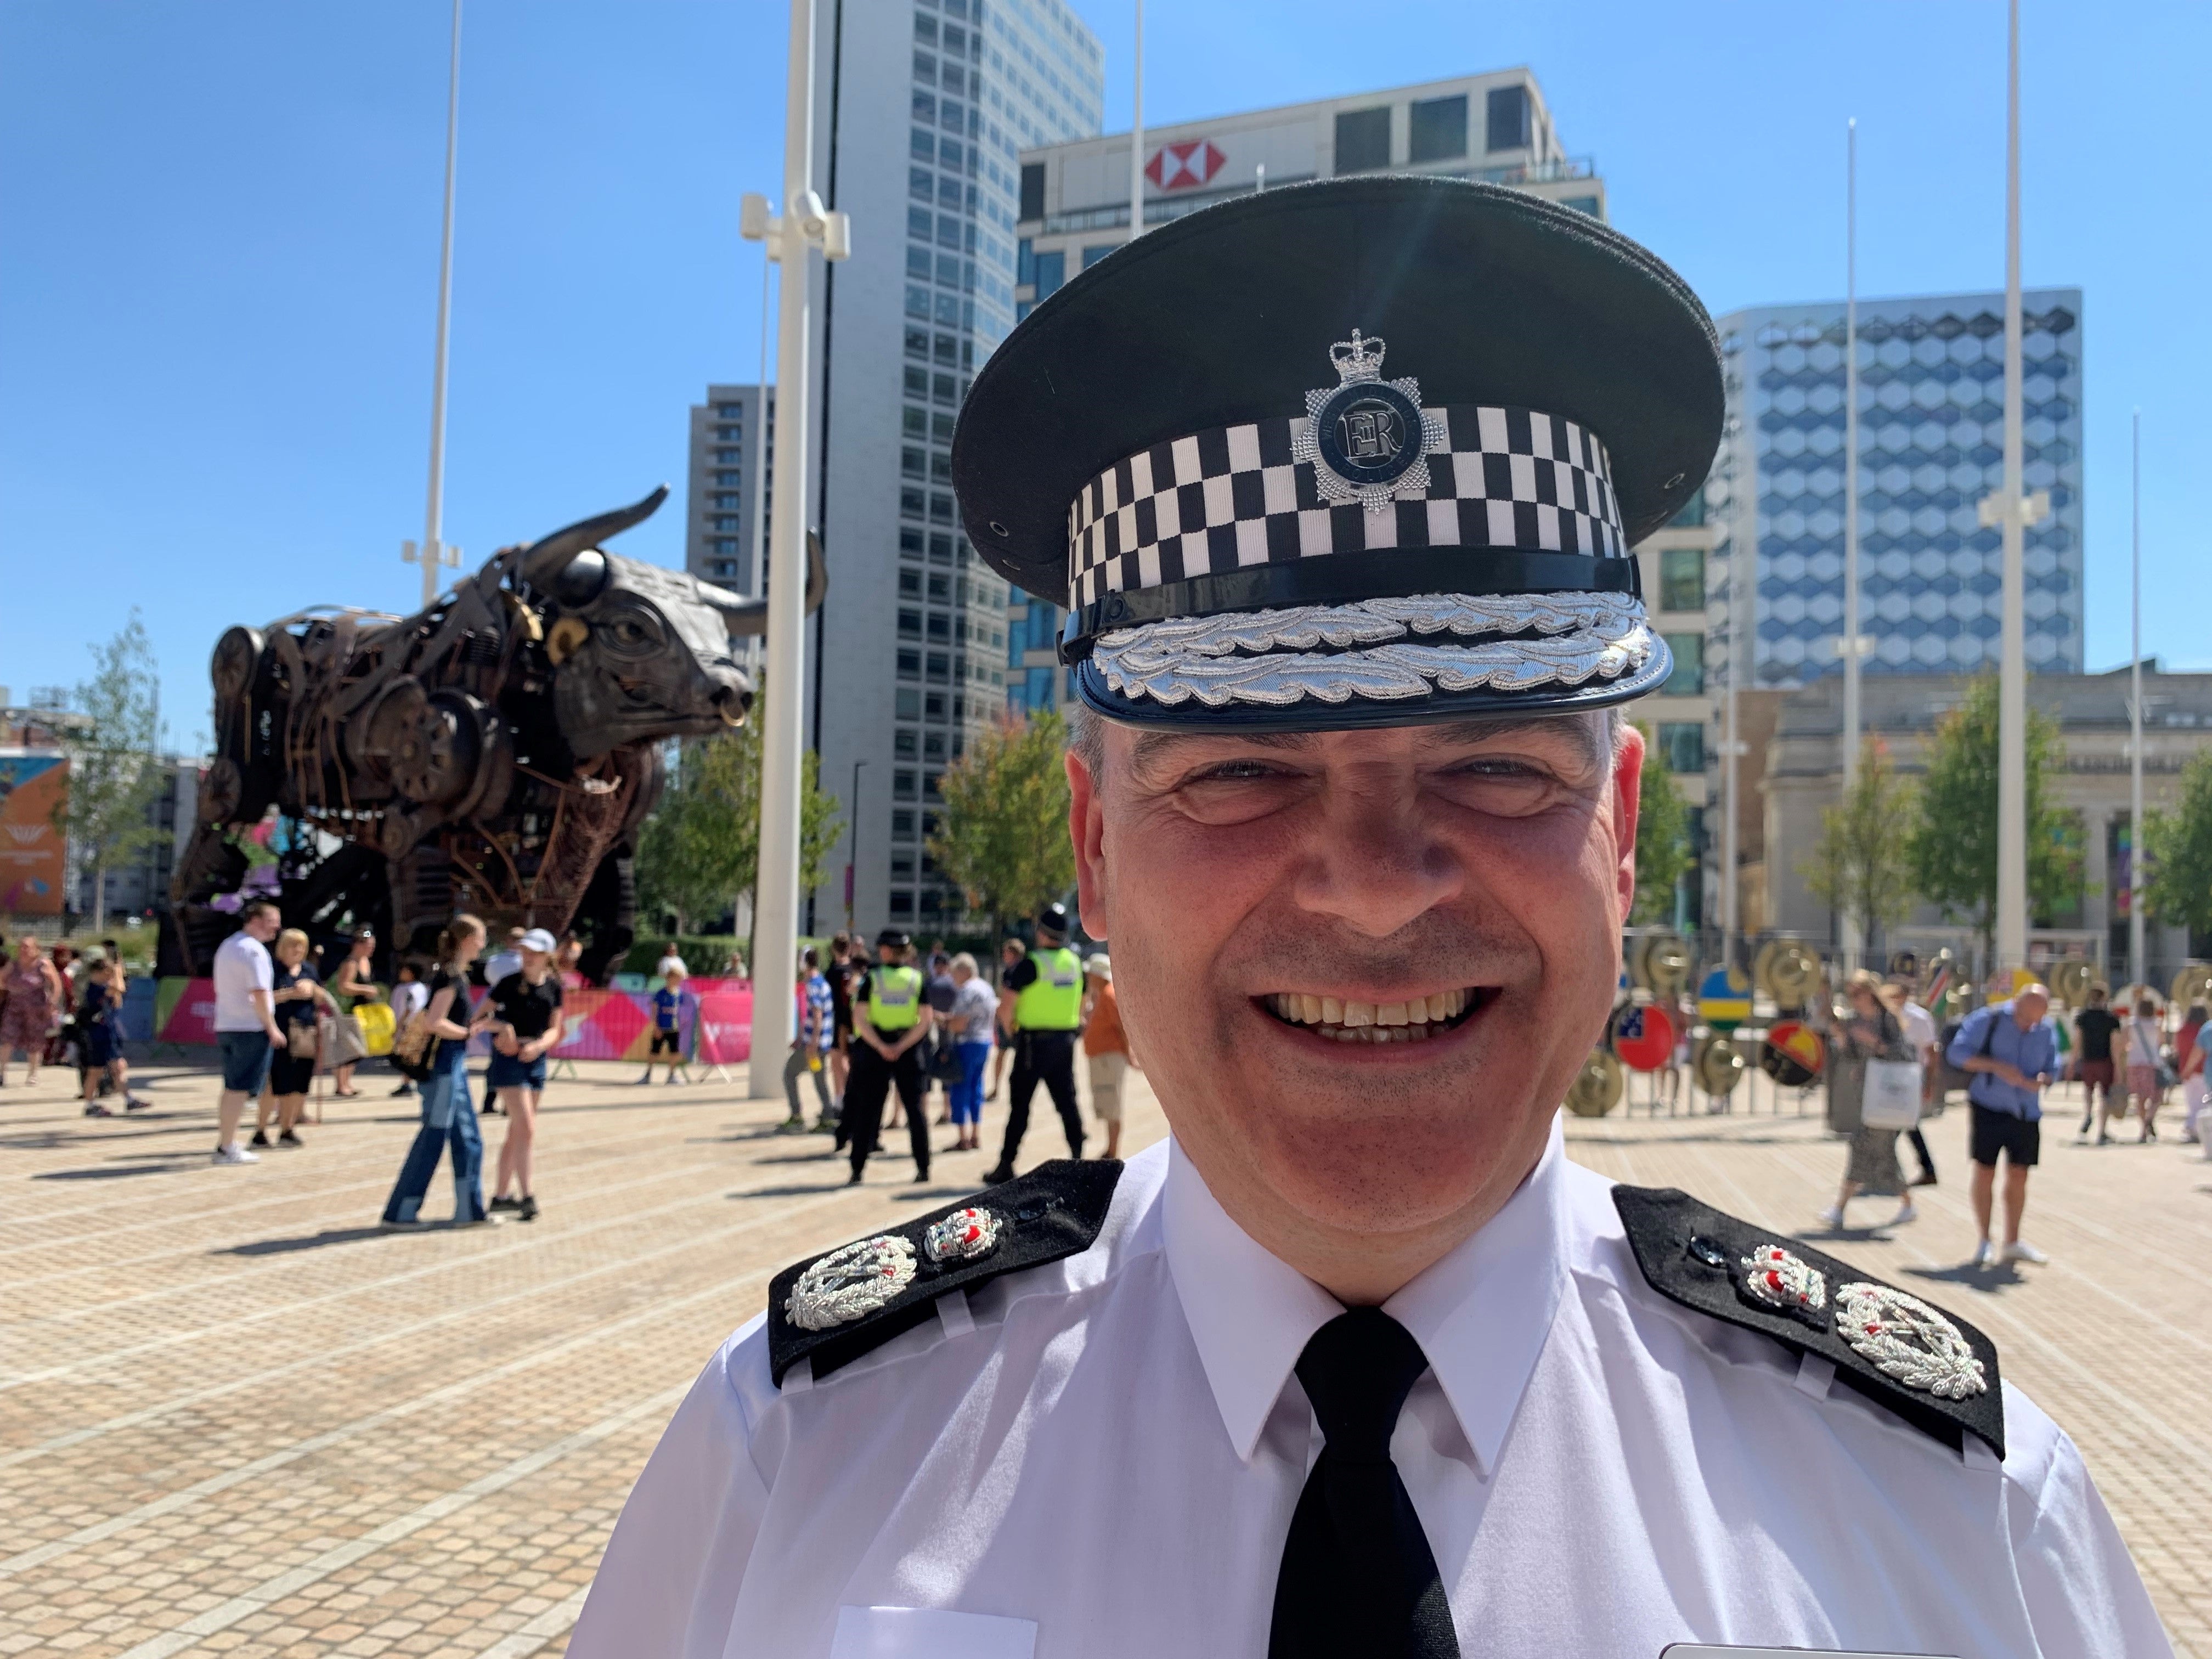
[211,930,273,1032]
[571,1121,2169,1659]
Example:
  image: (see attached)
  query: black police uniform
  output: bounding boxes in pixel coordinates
[989,911,1085,1182]
[840,947,931,1183]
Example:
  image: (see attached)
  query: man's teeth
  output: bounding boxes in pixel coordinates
[1265,989,1472,1042]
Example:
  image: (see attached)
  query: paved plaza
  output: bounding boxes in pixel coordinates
[2,1056,2207,1657]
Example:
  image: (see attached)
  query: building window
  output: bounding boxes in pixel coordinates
[1032,249,1065,299]
[926,613,950,642]
[905,284,931,319]
[1407,94,1467,163]
[1660,548,1706,613]
[927,652,951,682]
[1656,722,1706,775]
[900,487,927,520]
[899,568,922,597]
[929,492,954,522]
[898,609,923,637]
[903,405,928,437]
[896,688,921,719]
[890,890,916,917]
[910,166,934,202]
[890,854,916,881]
[905,326,929,359]
[1334,106,1390,173]
[1082,242,1116,269]
[927,571,951,599]
[1667,486,1706,528]
[923,731,946,760]
[894,770,918,799]
[894,729,918,759]
[1661,633,1705,696]
[893,810,916,840]
[901,447,926,477]
[923,772,943,800]
[933,372,957,404]
[906,244,933,279]
[930,411,957,442]
[1560,195,1601,218]
[1486,84,1531,153]
[898,649,922,680]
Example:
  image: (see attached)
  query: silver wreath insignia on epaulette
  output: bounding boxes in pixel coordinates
[923,1205,1002,1264]
[1292,329,1449,515]
[1737,1243,1828,1322]
[1836,1282,1988,1400]
[785,1234,919,1331]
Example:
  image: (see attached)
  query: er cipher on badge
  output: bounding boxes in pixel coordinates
[923,1206,1003,1265]
[784,1234,919,1332]
[1293,330,1449,514]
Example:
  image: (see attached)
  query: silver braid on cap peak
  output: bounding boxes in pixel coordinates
[1092,591,1654,709]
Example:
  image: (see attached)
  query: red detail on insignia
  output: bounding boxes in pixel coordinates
[1145,138,1224,191]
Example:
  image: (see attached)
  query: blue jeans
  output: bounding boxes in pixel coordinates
[381,1048,486,1223]
[950,1040,991,1126]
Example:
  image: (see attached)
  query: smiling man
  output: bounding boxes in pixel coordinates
[570,179,2167,1658]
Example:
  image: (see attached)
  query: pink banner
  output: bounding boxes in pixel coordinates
[156,978,220,1045]
[695,989,753,1064]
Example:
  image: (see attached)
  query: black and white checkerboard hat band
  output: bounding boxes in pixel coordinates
[1064,404,1623,619]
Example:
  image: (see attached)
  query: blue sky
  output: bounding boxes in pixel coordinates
[2,1,2203,749]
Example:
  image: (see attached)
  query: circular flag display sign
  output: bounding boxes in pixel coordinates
[1759,1019,1826,1087]
[1612,1002,1677,1073]
[1697,967,1752,1032]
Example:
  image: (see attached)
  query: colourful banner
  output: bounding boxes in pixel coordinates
[695,988,753,1064]
[156,978,219,1045]
[0,754,68,915]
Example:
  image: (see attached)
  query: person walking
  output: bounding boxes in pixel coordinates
[985,938,1024,1102]
[1819,971,1916,1230]
[822,933,854,1121]
[2179,1001,2209,1144]
[2124,994,2164,1142]
[781,948,835,1133]
[0,935,63,1087]
[2071,983,2121,1143]
[211,902,285,1165]
[327,929,380,1098]
[1081,953,1134,1162]
[641,966,690,1084]
[42,943,78,1070]
[922,950,960,1126]
[488,928,563,1222]
[1948,984,2060,1267]
[75,951,151,1116]
[388,963,428,1097]
[381,915,493,1228]
[942,953,996,1152]
[983,904,1085,1186]
[254,928,336,1147]
[1878,979,1938,1187]
[840,928,933,1186]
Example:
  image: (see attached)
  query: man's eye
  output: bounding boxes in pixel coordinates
[1190,759,1286,783]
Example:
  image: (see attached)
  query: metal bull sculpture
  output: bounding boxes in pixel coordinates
[161,487,825,984]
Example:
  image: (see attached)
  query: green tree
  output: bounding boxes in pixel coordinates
[50,612,167,932]
[1905,675,2083,968]
[1630,720,1692,927]
[2143,749,2212,936]
[930,709,1076,938]
[634,701,841,946]
[1800,737,1920,958]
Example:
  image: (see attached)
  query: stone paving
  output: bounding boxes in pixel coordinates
[2,1055,2204,1656]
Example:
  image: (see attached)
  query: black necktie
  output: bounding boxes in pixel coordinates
[1268,1308,1461,1658]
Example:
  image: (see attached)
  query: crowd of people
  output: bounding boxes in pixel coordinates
[0,930,151,1111]
[779,907,1132,1186]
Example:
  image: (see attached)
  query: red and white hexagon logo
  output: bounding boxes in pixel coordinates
[1146,138,1224,192]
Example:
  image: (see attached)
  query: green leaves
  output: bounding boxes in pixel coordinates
[1630,720,1691,927]
[50,610,167,929]
[2142,751,2212,936]
[929,710,1075,935]
[1801,737,1918,946]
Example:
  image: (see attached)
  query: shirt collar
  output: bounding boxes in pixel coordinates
[1163,1116,1570,1476]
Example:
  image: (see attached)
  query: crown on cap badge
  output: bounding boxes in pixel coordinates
[1295,328,1448,514]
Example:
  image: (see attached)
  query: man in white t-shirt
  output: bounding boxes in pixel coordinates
[653,942,688,981]
[211,901,285,1165]
[484,927,526,990]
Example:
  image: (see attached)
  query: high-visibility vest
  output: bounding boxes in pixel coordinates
[866,964,923,1031]
[1016,946,1084,1031]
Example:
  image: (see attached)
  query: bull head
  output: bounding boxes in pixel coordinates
[514,486,827,761]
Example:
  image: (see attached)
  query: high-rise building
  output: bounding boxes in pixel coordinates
[795,0,1103,939]
[1708,290,2085,691]
[1005,70,1607,713]
[685,385,773,594]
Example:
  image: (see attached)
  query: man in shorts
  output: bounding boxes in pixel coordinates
[1947,985,2059,1268]
[211,900,286,1165]
[1081,952,1132,1161]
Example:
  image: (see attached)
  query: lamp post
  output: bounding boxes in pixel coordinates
[741,0,852,1102]
[2129,411,2145,992]
[1839,115,1864,973]
[400,0,464,608]
[1125,0,1144,245]
[845,758,867,931]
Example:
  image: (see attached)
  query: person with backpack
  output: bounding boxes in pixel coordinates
[1947,985,2060,1267]
[380,915,494,1229]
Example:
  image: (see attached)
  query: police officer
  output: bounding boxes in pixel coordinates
[573,178,2167,1657]
[982,902,1085,1183]
[838,928,933,1187]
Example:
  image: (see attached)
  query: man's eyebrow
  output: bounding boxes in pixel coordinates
[1417,715,1606,770]
[1127,728,1316,774]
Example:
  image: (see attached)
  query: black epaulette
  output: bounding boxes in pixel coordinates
[1613,1185,2004,1459]
[767,1159,1122,1387]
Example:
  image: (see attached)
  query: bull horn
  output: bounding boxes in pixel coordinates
[518,485,670,587]
[719,528,830,638]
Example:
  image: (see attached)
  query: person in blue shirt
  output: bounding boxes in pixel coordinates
[1946,984,2059,1268]
[641,966,690,1086]
[779,948,836,1132]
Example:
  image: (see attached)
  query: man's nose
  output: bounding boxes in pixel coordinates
[1289,777,1463,940]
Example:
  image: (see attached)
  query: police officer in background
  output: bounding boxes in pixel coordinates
[572,178,2168,1658]
[983,902,1085,1184]
[839,928,933,1187]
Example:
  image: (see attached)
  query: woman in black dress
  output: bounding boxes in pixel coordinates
[255,928,336,1148]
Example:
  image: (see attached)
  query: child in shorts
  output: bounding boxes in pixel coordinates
[642,966,690,1085]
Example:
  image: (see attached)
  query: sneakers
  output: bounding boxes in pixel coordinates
[2002,1240,2050,1265]
[776,1116,809,1135]
[391,1082,416,1097]
[1816,1205,1844,1229]
[124,1096,152,1112]
[83,1102,115,1118]
[277,1130,304,1148]
[1972,1239,1997,1268]
[639,1070,654,1085]
[212,1143,259,1165]
[517,1195,539,1223]
[1888,1203,1917,1226]
[489,1195,521,1213]
[249,1130,271,1148]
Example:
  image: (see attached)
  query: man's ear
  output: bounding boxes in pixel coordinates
[1068,745,1109,943]
[1610,718,1646,927]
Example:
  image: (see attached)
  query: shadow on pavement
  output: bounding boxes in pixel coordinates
[32,1158,206,1180]
[1903,1261,2024,1294]
[219,1226,393,1256]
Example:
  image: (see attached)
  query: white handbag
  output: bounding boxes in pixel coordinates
[1861,1058,1925,1130]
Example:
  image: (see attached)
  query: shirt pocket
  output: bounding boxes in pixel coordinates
[830,1606,1037,1659]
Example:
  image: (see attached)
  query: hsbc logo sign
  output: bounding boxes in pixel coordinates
[1146,138,1224,192]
